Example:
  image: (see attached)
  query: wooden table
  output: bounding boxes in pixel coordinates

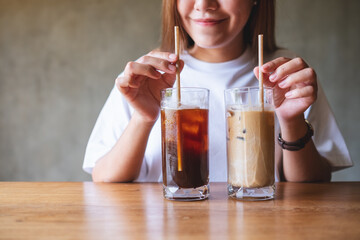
[0,182,359,239]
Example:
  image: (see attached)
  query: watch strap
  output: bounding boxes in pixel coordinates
[278,120,314,151]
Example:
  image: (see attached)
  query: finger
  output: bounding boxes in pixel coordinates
[285,85,317,101]
[253,66,276,88]
[115,75,143,102]
[115,76,123,90]
[115,76,131,95]
[253,66,259,78]
[124,61,162,81]
[121,61,160,91]
[117,74,146,92]
[261,57,291,73]
[267,57,308,83]
[178,59,185,72]
[137,55,177,74]
[162,60,185,86]
[147,50,179,63]
[278,68,317,89]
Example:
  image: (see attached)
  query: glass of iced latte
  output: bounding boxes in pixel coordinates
[161,88,209,201]
[224,87,275,200]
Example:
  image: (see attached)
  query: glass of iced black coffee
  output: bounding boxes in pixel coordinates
[161,88,209,201]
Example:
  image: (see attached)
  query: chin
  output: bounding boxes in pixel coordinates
[194,36,236,50]
[196,41,232,49]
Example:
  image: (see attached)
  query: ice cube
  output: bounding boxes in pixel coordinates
[226,110,234,118]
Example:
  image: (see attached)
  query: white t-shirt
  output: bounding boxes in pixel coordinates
[83,47,352,182]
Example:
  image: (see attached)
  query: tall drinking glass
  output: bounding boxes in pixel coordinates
[161,88,209,201]
[224,87,275,200]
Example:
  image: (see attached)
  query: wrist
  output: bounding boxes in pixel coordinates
[278,120,314,151]
[132,111,158,129]
[278,115,307,142]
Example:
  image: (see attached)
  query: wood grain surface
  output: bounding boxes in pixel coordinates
[0,182,359,239]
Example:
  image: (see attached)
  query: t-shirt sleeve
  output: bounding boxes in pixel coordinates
[82,85,132,174]
[305,82,353,171]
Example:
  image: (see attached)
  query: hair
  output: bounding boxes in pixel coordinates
[160,0,277,55]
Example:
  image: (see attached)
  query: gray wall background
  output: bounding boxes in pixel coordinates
[0,0,359,181]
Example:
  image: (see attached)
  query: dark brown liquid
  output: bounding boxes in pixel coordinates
[161,108,209,188]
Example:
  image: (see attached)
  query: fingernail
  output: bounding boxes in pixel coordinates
[169,54,177,60]
[285,91,292,98]
[269,73,276,81]
[279,80,287,88]
[168,64,176,71]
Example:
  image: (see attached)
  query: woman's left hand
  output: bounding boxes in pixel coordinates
[253,57,318,123]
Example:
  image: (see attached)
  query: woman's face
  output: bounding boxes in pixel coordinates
[177,0,253,50]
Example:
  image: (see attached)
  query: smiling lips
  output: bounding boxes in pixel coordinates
[193,18,227,26]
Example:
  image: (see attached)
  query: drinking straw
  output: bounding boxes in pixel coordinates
[175,26,181,103]
[174,26,183,172]
[258,34,264,111]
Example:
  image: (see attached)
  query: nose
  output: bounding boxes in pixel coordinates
[194,0,219,12]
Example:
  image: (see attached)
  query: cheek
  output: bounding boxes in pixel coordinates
[177,1,193,18]
[227,1,253,19]
[176,3,193,33]
[230,6,253,29]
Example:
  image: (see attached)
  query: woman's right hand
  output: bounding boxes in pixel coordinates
[115,51,184,124]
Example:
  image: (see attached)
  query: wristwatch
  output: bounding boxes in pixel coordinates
[278,120,314,151]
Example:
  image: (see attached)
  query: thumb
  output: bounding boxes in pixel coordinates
[162,60,185,83]
[253,66,275,88]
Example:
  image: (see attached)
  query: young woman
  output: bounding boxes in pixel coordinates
[83,0,352,183]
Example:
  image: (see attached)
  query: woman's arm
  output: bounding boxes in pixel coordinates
[92,112,154,182]
[279,115,331,182]
[92,51,183,182]
[255,57,331,182]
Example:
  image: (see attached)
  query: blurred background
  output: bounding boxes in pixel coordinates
[0,0,359,181]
